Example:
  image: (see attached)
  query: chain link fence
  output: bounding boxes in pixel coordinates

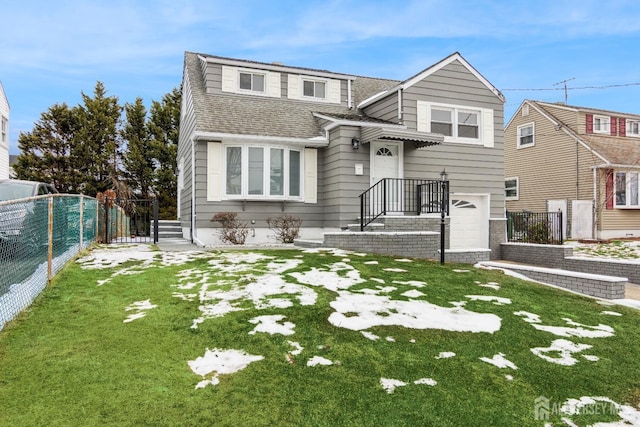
[0,195,98,330]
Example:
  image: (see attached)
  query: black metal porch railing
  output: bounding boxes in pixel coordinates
[98,198,159,244]
[506,210,563,244]
[359,178,449,230]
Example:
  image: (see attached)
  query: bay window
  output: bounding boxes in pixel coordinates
[224,144,302,199]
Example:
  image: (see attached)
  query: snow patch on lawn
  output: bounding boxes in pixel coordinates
[515,311,614,338]
[188,348,264,389]
[307,356,333,367]
[465,295,512,305]
[123,299,157,323]
[289,262,366,292]
[402,289,425,298]
[560,396,640,426]
[436,352,456,359]
[380,378,407,394]
[329,292,502,333]
[383,267,407,273]
[480,353,518,369]
[249,315,295,336]
[361,331,380,341]
[287,341,303,355]
[414,378,437,386]
[601,310,623,316]
[530,339,593,366]
[393,280,427,288]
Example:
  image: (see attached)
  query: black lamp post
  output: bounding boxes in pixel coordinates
[440,169,448,265]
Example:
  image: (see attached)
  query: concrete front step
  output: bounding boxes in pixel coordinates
[157,220,182,239]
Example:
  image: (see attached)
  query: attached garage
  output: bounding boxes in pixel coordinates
[449,194,489,249]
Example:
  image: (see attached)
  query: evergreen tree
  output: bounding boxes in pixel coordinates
[148,86,180,219]
[74,81,123,195]
[13,103,80,193]
[121,98,153,199]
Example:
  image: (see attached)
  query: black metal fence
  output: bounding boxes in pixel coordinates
[506,210,563,244]
[359,178,448,230]
[98,198,158,244]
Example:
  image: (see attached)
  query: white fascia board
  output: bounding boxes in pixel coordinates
[401,53,505,103]
[193,131,329,147]
[529,102,609,164]
[591,163,640,170]
[357,89,397,109]
[198,55,357,81]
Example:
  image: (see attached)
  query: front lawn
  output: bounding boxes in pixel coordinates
[1,245,639,426]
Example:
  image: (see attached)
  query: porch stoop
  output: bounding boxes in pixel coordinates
[157,220,183,239]
[294,215,491,264]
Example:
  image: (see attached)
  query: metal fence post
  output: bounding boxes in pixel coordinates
[153,198,159,244]
[47,196,54,284]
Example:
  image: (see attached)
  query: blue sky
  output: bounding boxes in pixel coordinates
[2,0,640,154]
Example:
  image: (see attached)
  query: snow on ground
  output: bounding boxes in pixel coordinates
[307,356,333,367]
[436,352,456,359]
[565,240,640,262]
[123,299,157,323]
[514,311,614,338]
[530,339,594,366]
[480,353,518,370]
[249,315,295,336]
[188,348,264,389]
[560,396,640,426]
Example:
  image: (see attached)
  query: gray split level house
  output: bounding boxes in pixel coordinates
[177,51,507,261]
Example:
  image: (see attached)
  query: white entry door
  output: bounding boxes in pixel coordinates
[371,141,402,212]
[571,200,593,239]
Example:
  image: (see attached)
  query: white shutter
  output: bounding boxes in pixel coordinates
[268,72,281,98]
[221,66,236,93]
[304,148,317,204]
[328,79,341,104]
[207,142,222,201]
[288,75,300,99]
[482,108,494,148]
[416,101,429,132]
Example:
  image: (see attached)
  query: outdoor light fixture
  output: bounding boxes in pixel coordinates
[440,169,448,265]
[351,138,360,149]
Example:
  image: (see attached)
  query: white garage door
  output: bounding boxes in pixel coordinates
[449,195,488,249]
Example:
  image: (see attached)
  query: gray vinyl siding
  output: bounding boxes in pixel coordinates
[399,60,505,218]
[177,68,196,228]
[322,126,371,227]
[362,91,399,123]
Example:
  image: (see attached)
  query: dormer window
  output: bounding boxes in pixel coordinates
[239,71,265,93]
[593,115,610,134]
[302,79,326,99]
[628,120,640,137]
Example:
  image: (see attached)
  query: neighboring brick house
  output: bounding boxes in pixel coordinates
[505,100,640,240]
[177,51,506,257]
[0,82,9,180]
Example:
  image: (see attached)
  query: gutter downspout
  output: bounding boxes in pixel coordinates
[347,79,353,109]
[191,136,196,243]
[397,89,402,123]
[593,167,597,239]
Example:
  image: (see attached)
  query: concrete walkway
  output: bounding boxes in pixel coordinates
[155,237,201,252]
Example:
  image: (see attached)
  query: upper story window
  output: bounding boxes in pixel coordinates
[505,177,519,201]
[593,115,610,134]
[302,79,326,99]
[417,101,494,147]
[224,144,302,200]
[1,116,7,144]
[615,171,639,208]
[239,71,265,93]
[517,123,535,148]
[627,120,640,137]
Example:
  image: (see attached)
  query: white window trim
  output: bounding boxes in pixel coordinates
[302,77,328,100]
[593,115,610,134]
[222,142,304,201]
[0,116,7,146]
[288,75,341,104]
[516,122,535,148]
[614,170,640,209]
[627,119,640,137]
[237,69,267,95]
[417,101,493,147]
[505,177,519,201]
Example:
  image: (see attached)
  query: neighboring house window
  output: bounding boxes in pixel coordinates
[615,171,639,208]
[517,123,534,148]
[1,116,7,145]
[593,115,610,134]
[224,144,302,199]
[302,79,326,99]
[417,101,494,147]
[627,120,640,137]
[505,177,519,200]
[239,71,265,93]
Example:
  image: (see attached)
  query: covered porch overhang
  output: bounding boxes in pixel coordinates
[360,127,444,149]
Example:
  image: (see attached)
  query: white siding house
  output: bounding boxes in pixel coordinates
[0,82,9,179]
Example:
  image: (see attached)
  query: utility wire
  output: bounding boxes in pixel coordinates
[501,82,640,91]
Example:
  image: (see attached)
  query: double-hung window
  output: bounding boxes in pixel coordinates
[225,144,302,199]
[517,123,534,148]
[593,115,610,134]
[239,71,265,93]
[615,171,639,208]
[627,120,640,137]
[302,79,326,99]
[429,106,480,141]
[505,177,519,200]
[1,116,7,145]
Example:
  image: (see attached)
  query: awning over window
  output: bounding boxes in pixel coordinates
[360,127,444,149]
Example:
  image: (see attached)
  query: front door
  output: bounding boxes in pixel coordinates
[371,141,402,212]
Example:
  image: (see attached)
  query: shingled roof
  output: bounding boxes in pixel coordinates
[531,101,640,167]
[184,52,400,140]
